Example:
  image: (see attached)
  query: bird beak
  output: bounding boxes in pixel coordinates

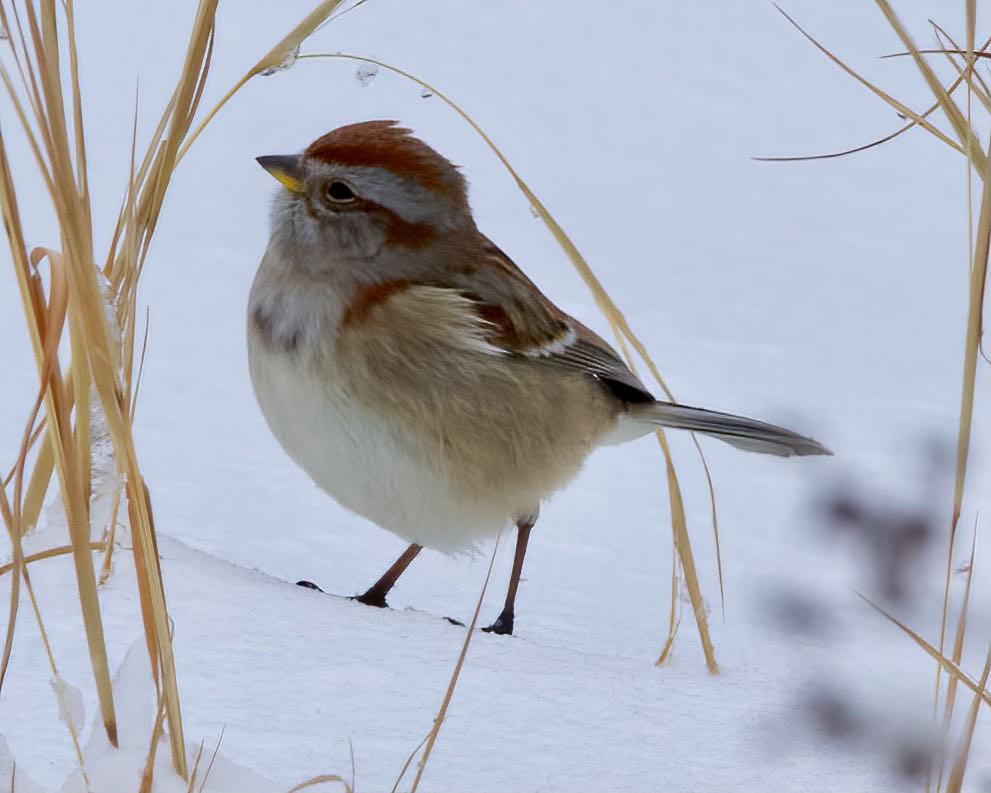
[256,154,305,194]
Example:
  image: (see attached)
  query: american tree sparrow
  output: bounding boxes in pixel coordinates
[248,120,829,635]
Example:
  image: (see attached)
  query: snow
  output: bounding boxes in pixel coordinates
[2,1,990,791]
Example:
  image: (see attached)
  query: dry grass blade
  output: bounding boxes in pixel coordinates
[21,566,89,778]
[139,697,168,793]
[196,727,225,793]
[859,595,991,707]
[872,0,984,165]
[697,442,724,616]
[0,481,21,694]
[176,0,348,164]
[185,741,205,793]
[10,240,120,748]
[655,549,683,665]
[932,523,979,793]
[945,647,991,793]
[287,774,354,793]
[657,430,717,670]
[301,51,721,672]
[390,736,428,793]
[1,0,121,747]
[881,47,991,58]
[942,526,978,751]
[929,27,991,114]
[408,534,502,793]
[938,139,991,697]
[756,22,991,164]
[0,0,213,772]
[0,130,29,694]
[21,430,53,533]
[31,248,120,749]
[786,4,989,790]
[82,3,231,772]
[771,4,965,157]
[0,542,105,577]
[3,0,375,781]
[1,371,50,690]
[965,0,975,52]
[752,62,973,163]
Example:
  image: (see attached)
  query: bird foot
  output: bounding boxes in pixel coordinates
[295,580,325,592]
[482,610,514,635]
[352,589,389,608]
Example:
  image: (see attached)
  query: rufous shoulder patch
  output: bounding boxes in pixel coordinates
[339,279,414,329]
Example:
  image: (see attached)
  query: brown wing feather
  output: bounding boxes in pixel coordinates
[455,237,656,404]
[340,236,656,404]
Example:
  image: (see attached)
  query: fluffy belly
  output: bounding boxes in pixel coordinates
[248,339,512,551]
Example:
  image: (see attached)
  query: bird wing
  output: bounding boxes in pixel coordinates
[446,237,656,404]
[338,236,654,404]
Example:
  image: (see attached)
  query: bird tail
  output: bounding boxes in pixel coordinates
[632,401,831,458]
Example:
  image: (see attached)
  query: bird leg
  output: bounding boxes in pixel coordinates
[354,543,422,608]
[483,516,535,635]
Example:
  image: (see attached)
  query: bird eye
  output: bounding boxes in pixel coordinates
[325,180,356,202]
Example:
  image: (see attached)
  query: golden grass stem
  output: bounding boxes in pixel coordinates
[0,541,105,577]
[872,0,984,164]
[753,34,988,164]
[935,526,980,791]
[140,697,168,793]
[786,8,990,790]
[657,429,717,670]
[196,727,225,793]
[31,245,119,748]
[176,0,348,165]
[860,595,991,707]
[3,0,370,781]
[390,736,428,793]
[945,647,991,793]
[409,534,502,793]
[185,741,206,793]
[771,4,965,158]
[655,529,683,666]
[935,141,991,723]
[286,775,353,793]
[0,482,21,693]
[22,564,90,782]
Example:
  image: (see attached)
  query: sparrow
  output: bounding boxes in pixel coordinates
[248,120,829,635]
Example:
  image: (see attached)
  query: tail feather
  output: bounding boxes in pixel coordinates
[635,401,831,458]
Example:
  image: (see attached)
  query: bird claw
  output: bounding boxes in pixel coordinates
[482,611,514,635]
[352,589,389,608]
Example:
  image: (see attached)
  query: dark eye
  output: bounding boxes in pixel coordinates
[325,180,356,202]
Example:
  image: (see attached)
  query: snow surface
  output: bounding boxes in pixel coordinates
[2,1,991,790]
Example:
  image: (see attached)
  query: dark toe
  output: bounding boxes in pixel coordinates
[296,580,325,592]
[482,611,514,635]
[353,589,389,608]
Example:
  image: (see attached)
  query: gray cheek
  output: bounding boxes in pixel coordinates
[273,195,386,263]
[329,213,386,258]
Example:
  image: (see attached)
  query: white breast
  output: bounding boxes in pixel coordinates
[247,334,511,551]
